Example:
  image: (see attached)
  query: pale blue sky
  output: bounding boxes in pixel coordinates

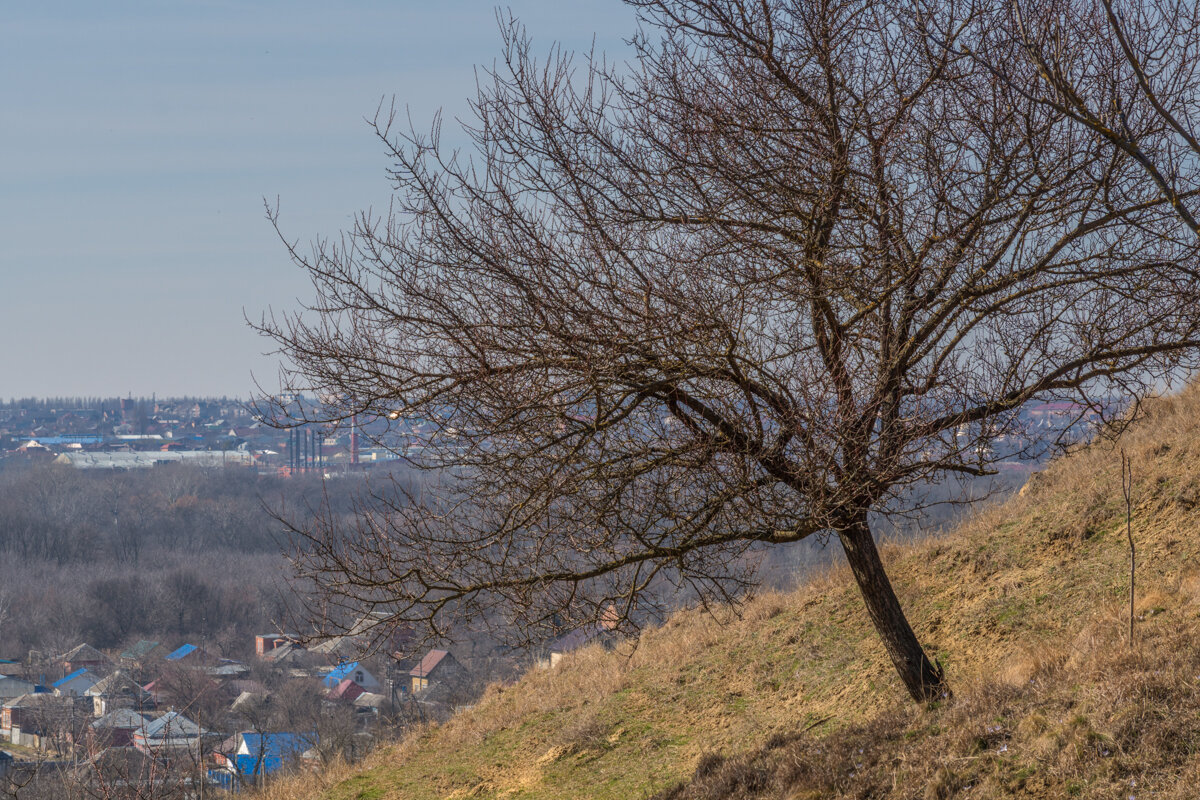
[1,1,636,398]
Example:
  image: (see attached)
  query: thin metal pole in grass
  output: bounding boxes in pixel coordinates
[1121,450,1135,648]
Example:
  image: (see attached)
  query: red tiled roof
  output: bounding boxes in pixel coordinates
[409,649,449,678]
[329,678,364,702]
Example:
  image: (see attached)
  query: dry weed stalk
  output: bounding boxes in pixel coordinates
[1121,449,1135,648]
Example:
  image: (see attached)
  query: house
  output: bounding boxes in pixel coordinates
[90,708,150,747]
[230,691,267,713]
[0,676,37,702]
[285,667,324,681]
[1,696,25,739]
[262,642,304,665]
[233,732,318,777]
[306,636,358,661]
[537,606,620,668]
[60,643,111,675]
[352,692,388,714]
[163,643,215,666]
[321,662,381,693]
[389,650,418,678]
[254,633,300,657]
[15,440,52,457]
[205,660,250,680]
[2,693,82,743]
[85,671,153,716]
[309,612,415,656]
[131,711,210,753]
[140,680,163,705]
[327,678,365,703]
[53,668,99,697]
[409,649,468,694]
[119,640,162,665]
[215,732,241,761]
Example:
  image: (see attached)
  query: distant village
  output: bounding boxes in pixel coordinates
[0,620,467,789]
[0,396,456,474]
[0,395,1099,476]
[0,615,610,792]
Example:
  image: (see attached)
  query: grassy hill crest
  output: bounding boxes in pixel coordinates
[261,385,1200,799]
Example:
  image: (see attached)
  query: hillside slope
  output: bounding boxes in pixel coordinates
[265,386,1200,799]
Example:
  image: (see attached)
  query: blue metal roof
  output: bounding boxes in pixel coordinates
[236,732,317,776]
[164,644,197,661]
[322,661,360,687]
[22,434,104,445]
[52,668,88,688]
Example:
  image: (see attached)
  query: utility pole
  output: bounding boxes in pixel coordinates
[198,704,205,800]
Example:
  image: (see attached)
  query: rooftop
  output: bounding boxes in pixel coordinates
[52,668,91,688]
[120,640,160,660]
[141,710,206,740]
[91,708,150,730]
[323,661,364,686]
[410,649,450,678]
[61,643,108,664]
[164,643,198,661]
[86,670,150,699]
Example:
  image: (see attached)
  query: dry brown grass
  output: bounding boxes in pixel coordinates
[265,384,1200,799]
[243,756,363,800]
[653,587,1200,799]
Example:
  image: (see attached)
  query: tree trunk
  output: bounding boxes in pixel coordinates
[838,515,947,702]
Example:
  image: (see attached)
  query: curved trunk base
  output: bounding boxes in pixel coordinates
[838,517,947,703]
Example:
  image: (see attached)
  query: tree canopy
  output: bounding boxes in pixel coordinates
[262,0,1200,701]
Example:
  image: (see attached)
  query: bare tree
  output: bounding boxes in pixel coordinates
[0,590,11,633]
[964,0,1200,238]
[154,667,226,733]
[269,679,355,768]
[64,737,194,800]
[260,0,1200,702]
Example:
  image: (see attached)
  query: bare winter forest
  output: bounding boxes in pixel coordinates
[0,466,343,659]
[0,455,1023,663]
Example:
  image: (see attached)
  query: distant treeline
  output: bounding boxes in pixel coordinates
[0,464,296,563]
[0,457,1025,662]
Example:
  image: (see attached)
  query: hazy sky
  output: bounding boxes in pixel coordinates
[1,1,637,399]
